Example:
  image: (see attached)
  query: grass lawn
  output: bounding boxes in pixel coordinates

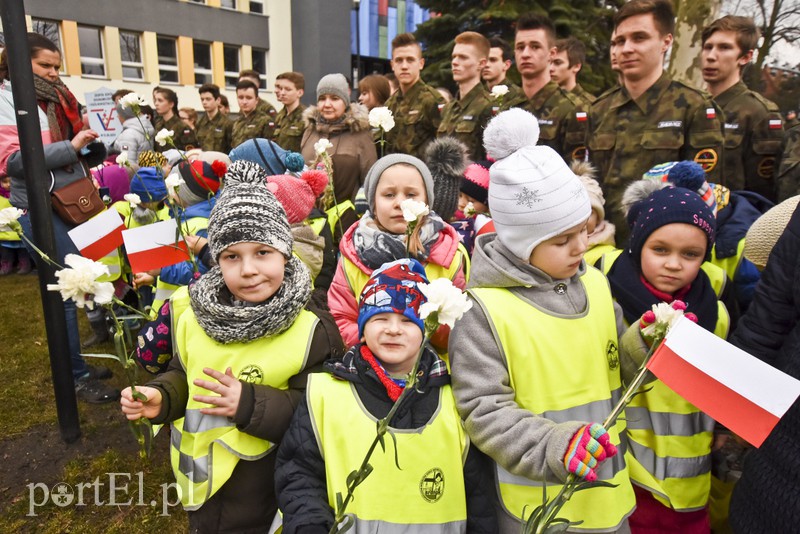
[0,273,187,532]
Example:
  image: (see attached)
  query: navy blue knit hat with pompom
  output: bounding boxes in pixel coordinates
[228,138,305,176]
[627,186,716,266]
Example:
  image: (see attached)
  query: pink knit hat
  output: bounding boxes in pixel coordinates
[461,161,491,204]
[266,170,329,224]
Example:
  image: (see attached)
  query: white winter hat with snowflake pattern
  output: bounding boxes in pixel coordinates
[483,108,591,261]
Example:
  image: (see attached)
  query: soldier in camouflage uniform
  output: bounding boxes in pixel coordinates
[552,37,596,108]
[195,83,232,153]
[504,14,588,163]
[239,68,278,133]
[702,16,784,201]
[482,36,526,102]
[384,33,444,159]
[273,72,307,152]
[588,0,724,246]
[153,87,198,151]
[777,124,800,201]
[231,80,275,150]
[437,32,494,161]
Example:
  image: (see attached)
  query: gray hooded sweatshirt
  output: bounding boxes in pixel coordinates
[450,233,636,533]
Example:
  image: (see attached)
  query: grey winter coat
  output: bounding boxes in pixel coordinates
[449,233,638,533]
[113,116,155,164]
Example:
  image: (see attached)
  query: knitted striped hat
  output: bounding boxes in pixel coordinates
[644,161,717,215]
[208,160,293,260]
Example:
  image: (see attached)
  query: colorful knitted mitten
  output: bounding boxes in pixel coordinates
[564,423,618,481]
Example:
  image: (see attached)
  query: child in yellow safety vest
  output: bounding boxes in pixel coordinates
[327,153,469,351]
[276,258,497,533]
[601,180,737,533]
[449,109,640,533]
[120,160,343,531]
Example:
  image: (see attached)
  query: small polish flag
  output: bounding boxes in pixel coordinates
[706,107,716,119]
[647,318,800,447]
[122,218,189,273]
[769,119,782,129]
[576,111,587,122]
[67,208,124,261]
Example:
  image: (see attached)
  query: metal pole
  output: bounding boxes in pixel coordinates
[354,0,361,95]
[0,0,81,443]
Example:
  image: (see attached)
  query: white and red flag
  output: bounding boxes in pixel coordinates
[647,317,800,447]
[67,208,124,261]
[122,218,188,273]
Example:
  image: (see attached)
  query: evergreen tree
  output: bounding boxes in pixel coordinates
[414,0,623,96]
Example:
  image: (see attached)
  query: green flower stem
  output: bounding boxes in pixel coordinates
[329,324,435,534]
[105,304,153,459]
[525,334,663,534]
[15,227,61,269]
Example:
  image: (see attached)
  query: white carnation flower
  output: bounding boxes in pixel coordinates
[155,129,174,147]
[314,138,334,156]
[116,153,129,167]
[419,278,473,329]
[400,199,429,223]
[164,173,185,195]
[368,106,395,132]
[124,193,141,208]
[47,254,114,309]
[0,206,24,230]
[491,84,509,98]
[119,92,147,110]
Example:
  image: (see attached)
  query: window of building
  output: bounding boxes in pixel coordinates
[77,25,105,77]
[223,45,240,89]
[251,48,267,89]
[220,0,237,9]
[249,0,264,14]
[188,0,206,3]
[193,41,213,85]
[157,36,179,84]
[119,31,144,81]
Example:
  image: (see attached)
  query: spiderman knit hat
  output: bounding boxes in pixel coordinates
[357,258,429,338]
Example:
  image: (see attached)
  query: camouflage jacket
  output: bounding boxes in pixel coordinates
[273,104,306,152]
[503,81,588,163]
[437,83,494,161]
[715,81,784,201]
[195,111,232,153]
[587,72,724,245]
[385,79,444,159]
[231,111,275,150]
[154,114,198,152]
[572,84,596,107]
[777,124,800,202]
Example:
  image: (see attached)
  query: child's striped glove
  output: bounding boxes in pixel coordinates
[563,423,618,481]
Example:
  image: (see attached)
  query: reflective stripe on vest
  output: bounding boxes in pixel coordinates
[584,243,617,270]
[307,373,468,531]
[469,266,635,530]
[151,215,208,318]
[96,249,123,283]
[710,239,746,283]
[170,307,318,509]
[602,251,729,510]
[326,200,355,233]
[342,245,468,301]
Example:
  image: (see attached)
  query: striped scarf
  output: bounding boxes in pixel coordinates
[33,75,83,142]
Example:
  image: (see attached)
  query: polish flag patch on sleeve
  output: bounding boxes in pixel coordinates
[576,111,587,122]
[706,107,716,119]
[769,119,783,129]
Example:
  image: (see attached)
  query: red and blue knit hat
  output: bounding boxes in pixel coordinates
[357,258,429,338]
[627,186,716,265]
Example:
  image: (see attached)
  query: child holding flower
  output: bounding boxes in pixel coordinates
[599,180,737,533]
[327,154,469,349]
[449,109,637,532]
[120,163,343,531]
[276,258,496,533]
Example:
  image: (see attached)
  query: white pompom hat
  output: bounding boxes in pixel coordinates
[483,108,591,261]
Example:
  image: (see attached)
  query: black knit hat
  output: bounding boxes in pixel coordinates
[627,186,716,265]
[208,160,293,260]
[425,137,468,221]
